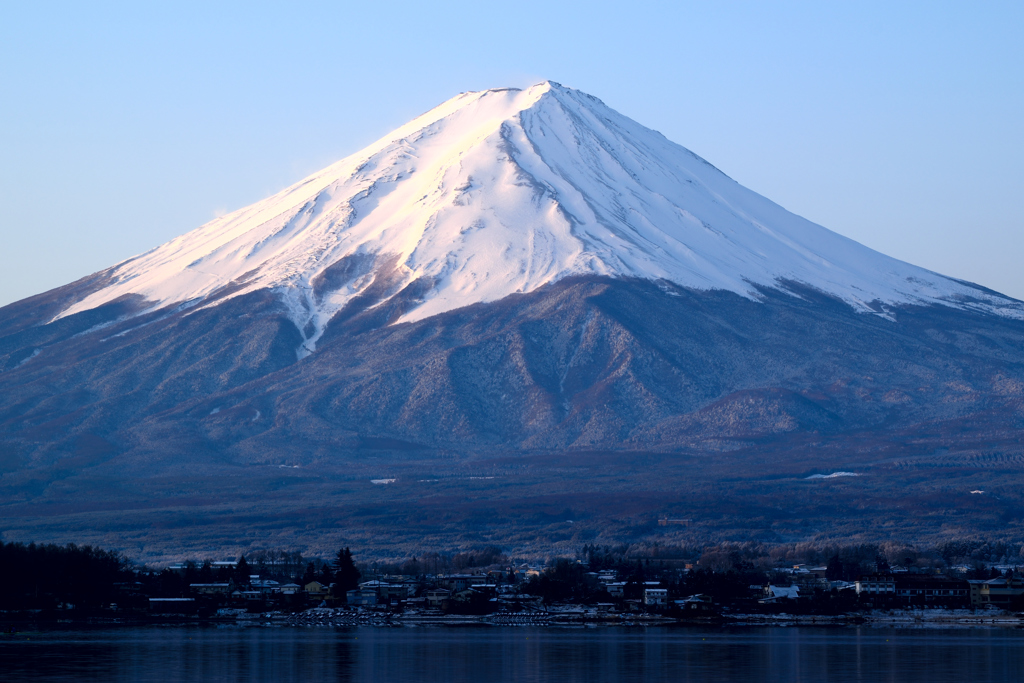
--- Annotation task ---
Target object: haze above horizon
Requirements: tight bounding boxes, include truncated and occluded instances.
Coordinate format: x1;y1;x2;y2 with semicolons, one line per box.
1;1;1022;306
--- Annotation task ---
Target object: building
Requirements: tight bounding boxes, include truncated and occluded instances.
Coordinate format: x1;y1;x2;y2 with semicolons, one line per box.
468;584;499;599
674;594;715;614
855;574;896;597
251;578;280;594
346;589;378;606
425;589;451;609
644;588;668;607
304;581;330;597
605;582;627;598
358;580;408;603
894;574;968;606
857;573;968;606
230;589;262;604
760;585;801;604
968;575;1024;608
436;574;488;593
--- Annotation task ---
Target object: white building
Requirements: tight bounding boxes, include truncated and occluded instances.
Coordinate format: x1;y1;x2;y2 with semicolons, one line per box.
644;588;668;606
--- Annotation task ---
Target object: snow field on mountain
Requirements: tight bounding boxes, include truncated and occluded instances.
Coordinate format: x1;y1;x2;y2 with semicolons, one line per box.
55;82;1022;357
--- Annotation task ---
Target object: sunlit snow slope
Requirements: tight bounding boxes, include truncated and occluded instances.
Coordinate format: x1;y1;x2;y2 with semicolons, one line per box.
57;81;1023;356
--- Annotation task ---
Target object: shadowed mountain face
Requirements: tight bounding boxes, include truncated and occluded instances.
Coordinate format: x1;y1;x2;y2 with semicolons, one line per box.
2;276;1023;561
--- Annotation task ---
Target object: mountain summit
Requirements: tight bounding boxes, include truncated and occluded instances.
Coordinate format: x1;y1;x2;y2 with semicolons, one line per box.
3;83;1024;559
54;81;1021;357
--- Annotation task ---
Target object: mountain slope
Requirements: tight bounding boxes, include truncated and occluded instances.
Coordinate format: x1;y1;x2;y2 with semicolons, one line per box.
3;277;1024;559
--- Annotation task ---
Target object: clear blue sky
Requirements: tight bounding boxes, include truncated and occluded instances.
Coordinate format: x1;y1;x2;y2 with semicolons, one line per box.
2;1;1021;306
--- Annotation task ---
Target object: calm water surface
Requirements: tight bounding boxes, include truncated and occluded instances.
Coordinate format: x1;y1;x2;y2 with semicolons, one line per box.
1;625;1022;682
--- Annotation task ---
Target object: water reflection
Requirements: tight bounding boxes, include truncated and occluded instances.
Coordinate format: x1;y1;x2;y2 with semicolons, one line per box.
1;626;1023;682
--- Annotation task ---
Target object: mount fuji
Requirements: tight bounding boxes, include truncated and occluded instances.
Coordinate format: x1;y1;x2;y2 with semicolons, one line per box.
2;82;1023;560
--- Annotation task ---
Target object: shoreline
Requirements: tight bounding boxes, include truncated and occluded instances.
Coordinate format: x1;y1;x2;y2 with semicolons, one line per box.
3;607;1022;630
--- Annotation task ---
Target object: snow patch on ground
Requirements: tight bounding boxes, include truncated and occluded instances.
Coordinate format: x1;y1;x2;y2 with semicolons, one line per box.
17;349;41;366
806;471;862;479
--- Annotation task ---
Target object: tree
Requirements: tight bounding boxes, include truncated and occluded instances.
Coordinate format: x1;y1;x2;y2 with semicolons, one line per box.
302;562;317;586
826;555;843;581
318;563;335;586
235;555;251;586
0;541;131;609
527;559;603;604
332;548;361;598
183;561;198;587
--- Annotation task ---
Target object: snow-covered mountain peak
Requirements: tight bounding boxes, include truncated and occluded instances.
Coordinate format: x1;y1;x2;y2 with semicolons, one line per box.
56;81;1023;356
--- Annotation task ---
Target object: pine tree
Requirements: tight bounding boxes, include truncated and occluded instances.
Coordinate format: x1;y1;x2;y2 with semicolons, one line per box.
826;554;843;581
319;563;335;586
235;555;251;587
332;547;361;598
183;561;198;588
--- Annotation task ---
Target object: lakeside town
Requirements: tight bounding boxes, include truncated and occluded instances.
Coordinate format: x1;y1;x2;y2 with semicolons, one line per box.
158;561;1024;628
3;540;1024;628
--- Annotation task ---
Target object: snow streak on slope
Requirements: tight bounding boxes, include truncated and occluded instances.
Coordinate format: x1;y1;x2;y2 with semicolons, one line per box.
57;81;1023;357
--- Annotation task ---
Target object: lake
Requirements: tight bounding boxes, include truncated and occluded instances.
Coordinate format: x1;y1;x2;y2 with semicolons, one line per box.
2;625;1023;682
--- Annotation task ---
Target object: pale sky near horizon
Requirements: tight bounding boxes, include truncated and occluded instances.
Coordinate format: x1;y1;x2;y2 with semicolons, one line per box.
1;1;1021;306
